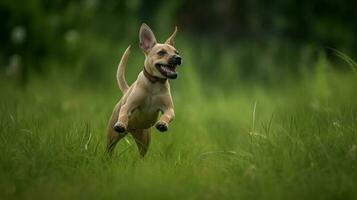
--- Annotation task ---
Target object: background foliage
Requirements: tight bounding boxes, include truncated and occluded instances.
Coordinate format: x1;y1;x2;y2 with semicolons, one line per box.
1;0;356;84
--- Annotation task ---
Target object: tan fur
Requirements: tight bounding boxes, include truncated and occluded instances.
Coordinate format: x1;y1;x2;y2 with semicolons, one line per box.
116;45;131;93
106;23;180;156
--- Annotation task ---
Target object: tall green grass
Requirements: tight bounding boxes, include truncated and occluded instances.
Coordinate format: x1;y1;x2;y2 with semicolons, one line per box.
0;49;357;199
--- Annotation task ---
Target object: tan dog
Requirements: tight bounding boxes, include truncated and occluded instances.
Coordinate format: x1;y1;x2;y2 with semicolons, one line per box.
106;23;182;156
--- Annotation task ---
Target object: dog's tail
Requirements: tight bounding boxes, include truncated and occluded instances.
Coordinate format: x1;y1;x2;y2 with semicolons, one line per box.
117;45;131;93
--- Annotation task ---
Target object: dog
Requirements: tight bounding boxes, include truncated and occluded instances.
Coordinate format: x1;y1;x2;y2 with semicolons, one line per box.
106;23;182;157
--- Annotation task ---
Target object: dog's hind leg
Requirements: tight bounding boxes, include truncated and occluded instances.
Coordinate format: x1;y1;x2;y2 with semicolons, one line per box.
106;103;127;155
131;128;151;157
107;128;127;156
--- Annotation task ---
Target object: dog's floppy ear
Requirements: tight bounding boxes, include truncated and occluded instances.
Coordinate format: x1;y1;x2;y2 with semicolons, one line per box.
165;26;177;46
139;23;157;52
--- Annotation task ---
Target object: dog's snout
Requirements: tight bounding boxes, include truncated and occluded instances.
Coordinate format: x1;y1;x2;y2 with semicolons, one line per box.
175;56;182;64
170;55;182;65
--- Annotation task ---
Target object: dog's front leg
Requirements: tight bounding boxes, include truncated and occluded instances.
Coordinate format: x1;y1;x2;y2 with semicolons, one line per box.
156;108;175;132
114;104;130;133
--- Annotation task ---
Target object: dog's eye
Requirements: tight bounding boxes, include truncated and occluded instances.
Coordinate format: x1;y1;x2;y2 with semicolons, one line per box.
157;50;167;56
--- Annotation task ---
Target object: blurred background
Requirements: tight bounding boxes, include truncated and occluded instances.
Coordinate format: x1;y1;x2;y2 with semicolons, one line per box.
1;1;357;199
1;0;356;88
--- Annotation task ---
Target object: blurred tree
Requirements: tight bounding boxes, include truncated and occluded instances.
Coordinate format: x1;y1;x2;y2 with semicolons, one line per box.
0;0;356;84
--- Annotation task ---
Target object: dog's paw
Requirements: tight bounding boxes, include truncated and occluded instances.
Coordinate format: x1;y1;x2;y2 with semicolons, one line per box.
114;122;126;134
155;121;168;132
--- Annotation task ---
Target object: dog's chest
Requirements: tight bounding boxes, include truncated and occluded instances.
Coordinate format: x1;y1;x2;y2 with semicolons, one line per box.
128;94;162;129
139;85;166;112
140;95;160;113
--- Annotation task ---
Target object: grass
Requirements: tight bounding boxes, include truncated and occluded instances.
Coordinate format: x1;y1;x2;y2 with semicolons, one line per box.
1;52;357;200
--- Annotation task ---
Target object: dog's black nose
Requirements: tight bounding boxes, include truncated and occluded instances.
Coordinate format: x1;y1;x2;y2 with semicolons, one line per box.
170;55;182;65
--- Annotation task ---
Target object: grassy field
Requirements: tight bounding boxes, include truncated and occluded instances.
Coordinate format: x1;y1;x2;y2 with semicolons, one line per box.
1;51;357;200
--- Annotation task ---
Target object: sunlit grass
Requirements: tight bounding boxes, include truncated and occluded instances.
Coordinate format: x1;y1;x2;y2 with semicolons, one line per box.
1;53;357;199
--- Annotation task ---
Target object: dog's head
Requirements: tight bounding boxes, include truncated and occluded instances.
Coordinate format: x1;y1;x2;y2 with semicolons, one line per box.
139;23;182;79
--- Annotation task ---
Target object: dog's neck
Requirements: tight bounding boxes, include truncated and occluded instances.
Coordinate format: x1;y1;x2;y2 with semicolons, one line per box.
143;67;167;84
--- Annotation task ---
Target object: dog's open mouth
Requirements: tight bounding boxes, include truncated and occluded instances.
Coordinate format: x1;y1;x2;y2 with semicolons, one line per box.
155;63;178;79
